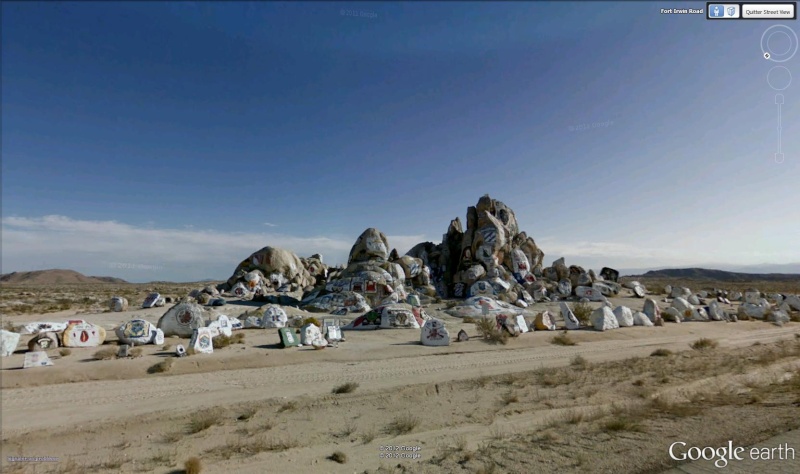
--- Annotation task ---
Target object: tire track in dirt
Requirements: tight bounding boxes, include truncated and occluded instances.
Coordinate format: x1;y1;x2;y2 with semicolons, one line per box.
2;325;797;435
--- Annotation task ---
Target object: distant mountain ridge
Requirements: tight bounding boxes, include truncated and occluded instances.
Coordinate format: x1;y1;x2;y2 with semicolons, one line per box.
635;268;800;282
0;269;128;285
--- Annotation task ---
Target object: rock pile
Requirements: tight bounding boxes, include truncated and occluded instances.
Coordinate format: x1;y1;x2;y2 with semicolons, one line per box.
220;247;326;295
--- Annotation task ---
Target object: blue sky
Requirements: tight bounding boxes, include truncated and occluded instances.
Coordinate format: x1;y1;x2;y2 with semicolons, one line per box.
2;1;798;282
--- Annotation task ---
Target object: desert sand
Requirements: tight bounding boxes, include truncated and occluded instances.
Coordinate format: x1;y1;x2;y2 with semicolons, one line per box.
2;287;800;474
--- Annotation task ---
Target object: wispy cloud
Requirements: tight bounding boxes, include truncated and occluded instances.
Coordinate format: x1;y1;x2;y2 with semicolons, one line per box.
0;215;426;282
263;222;278;227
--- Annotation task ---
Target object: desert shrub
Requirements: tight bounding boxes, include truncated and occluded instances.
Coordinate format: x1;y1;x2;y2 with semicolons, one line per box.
570;355;589;367
93;347;117;360
188;411;223;434
332;382;359;394
130;347;143;358
162;344;172;351
302;317;321;328
59;348;72;357
474;317;507;345
603;417;644;433
572;302;593;324
184;456;202;474
147;358;174;374
328;451;347;464
463;316;476;324
279;401;298;413
690;338;718;351
231;332;246;344
212;335;231;349
386;414;419;435
650;348;673;357
551;332;576;346
500;391;519;405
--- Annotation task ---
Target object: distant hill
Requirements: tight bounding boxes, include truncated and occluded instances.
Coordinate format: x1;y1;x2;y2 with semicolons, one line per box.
0;269;128;285
636;268;800;282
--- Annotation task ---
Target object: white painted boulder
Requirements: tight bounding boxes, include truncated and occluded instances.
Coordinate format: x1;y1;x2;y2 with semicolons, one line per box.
515;299;528;308
207;315;232;337
688;295;701;306
730;292;743;301
19;322;68;335
664;285;673;295
768;310;790;324
116;319;160;345
420;319;450;346
157;303;206;337
23;351;54;368
110;297;129;312
612;306;634;327
260;305;288;328
643;299;662;323
444;297;521;318
142;293;162;309
670;287;692;299
557;279;572;296
632;312;654;327
62;321;106;347
470;280;495;297
189;327;214;354
300;323;326;346
591;307;619;331
534;311;557;331
685;307;709;322
243;316;261;328
560;302;581;330
575;286;604;302
1;330;21;357
380;305;421;329
231;282;250;298
516;315;530;333
671;297;693;314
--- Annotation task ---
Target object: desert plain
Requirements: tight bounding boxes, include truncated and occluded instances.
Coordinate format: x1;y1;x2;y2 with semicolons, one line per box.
1;277;800;474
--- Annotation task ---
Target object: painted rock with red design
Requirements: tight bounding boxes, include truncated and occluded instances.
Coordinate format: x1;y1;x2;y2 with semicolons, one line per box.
61;320;106;347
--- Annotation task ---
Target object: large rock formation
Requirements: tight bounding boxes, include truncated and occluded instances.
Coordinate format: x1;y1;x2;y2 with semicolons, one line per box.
221;247;326;294
406;195;545;301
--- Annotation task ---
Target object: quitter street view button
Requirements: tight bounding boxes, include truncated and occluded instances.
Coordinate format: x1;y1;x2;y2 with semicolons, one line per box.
742;3;796;18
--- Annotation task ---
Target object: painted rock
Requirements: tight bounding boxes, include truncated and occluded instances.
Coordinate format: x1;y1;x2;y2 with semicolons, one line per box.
1;330;21;356
325;326;343;342
560;302;581;330
278;327;300;348
142;293;161;309
457;329;469;342
300;324;325;346
663;307;683;322
744;291;761;305
379;305;422;329
260;305;288;328
534;311;557;331
157;303;206;337
633;285;646;298
470;280;495;297
28;332;60;351
633;312;654;326
20;322;67;335
516;315;530;333
575;286;604;302
231;282;250;298
110;297;129;312
23;351;54;368
189;328;214;354
557;279;572;296
421;319;450;346
643;299;661;323
116;319;158;345
62;321;106;347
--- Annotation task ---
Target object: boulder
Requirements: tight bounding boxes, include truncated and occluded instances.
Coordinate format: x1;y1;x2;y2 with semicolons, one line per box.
612;306;634;327
785;295;800;311
557;279;572;296
470;280;495;297
643;298;662;323
300;323;326;346
23;351;54;368
671;297;693;314
157;303;206;337
444;296;521;318
516;315;530;333
575;286;604;302
738;303;768;319
349;228;390;263
142;293;162;308
456;329;469;342
685;307;709;322
1;330;21;356
730;292;743;301
20;322;67;335
325;325;343;342
670;287;692;299
768;310;790;324
243;316;261;328
664;285;673;295
591;307;619;331
62;321;106;347
189;328;214;354
260;305;289;328
591;281;618;297
560;302;581;330
110;297;128;312
688;295;700;306
599;267;619;282
744;291;761;304
663;307;683;323
379;304;423;329
632;312;654;327
421;319;450;346
28;332;60;351
223;246;320;293
707;301;726;321
497;314;521;336
207;315;232;337
534;311;557;331
116;319;160;345
302;291;370;314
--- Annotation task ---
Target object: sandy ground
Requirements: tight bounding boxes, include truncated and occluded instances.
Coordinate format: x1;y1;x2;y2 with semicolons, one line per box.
2;293;800;473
